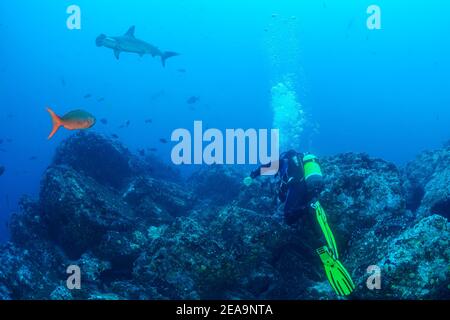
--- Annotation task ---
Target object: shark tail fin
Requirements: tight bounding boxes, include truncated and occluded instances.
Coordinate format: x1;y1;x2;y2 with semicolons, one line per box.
47;107;62;140
161;51;179;67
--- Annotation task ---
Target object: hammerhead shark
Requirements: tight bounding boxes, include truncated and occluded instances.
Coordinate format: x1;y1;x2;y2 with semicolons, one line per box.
96;26;179;67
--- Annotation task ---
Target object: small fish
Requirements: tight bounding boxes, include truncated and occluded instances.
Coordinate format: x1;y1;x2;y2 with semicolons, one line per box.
177;68;187;73
138;149;146;156
187;96;200;104
145;119;153;124
60;77;66;87
119;120;131;129
0;166;5;176
97;97;105;102
149;148;157;152
29;156;38;161
159;138;168;144
111;134;119;139
46;108;96;140
100;118;108;125
84;94;92;99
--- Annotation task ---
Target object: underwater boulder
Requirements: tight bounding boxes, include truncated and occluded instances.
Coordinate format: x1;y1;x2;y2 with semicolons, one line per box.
370;215;450;299
403;149;446;192
235;177;279;216
50;286;73;300
123;176;196;225
317;152;412;295
417;169;450;220
403;145;450;219
189;165;244;205
53;252;116;300
9;196;49;246
136;153;183;182
133;205;311;299
106;280;161;300
1;197;69;300
76;252;112;285
0;243;64;299
320;153;407;237
132;217;203;299
40;165;135;259
0;283;11;300
52;132;134;189
94;230;145;281
3;132;450;300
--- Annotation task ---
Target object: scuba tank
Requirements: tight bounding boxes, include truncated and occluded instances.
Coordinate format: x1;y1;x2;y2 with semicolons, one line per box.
303;153;324;196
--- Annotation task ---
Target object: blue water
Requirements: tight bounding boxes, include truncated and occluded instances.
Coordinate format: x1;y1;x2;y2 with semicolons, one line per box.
0;0;449;242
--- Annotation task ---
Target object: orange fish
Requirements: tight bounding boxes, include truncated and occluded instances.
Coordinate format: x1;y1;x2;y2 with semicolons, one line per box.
47;108;96;140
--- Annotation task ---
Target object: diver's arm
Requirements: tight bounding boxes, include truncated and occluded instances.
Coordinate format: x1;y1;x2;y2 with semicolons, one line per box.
250;160;281;179
250;167;263;179
243;161;280;186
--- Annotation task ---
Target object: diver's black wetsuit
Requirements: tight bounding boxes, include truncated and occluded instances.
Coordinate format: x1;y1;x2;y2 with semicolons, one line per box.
251;151;356;296
251;150;322;225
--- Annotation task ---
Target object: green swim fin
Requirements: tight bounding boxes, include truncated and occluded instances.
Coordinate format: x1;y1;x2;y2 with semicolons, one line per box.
312;201;339;259
317;246;355;296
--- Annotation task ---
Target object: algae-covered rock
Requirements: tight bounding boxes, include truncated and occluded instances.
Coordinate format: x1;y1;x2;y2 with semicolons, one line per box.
1;133;449;300
235;176;279;215
321;153;407;237
50;286;73;300
53;132;134;189
189;165;243;205
0;243;64;299
9;196;49;246
132;205;313;299
372;215;449;299
123;176;196;225
40;165;134;258
403;145;450;218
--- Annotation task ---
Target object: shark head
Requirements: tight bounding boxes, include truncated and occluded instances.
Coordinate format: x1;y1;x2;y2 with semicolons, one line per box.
96;34;107;47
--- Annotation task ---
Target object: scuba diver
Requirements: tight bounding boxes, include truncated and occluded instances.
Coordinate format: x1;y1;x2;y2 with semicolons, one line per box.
244;150;355;296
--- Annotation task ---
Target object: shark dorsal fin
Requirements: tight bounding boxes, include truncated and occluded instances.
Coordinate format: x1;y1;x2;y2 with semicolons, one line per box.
125;26;135;38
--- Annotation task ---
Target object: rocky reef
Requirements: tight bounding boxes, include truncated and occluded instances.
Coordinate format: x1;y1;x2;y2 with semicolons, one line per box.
0;132;448;300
